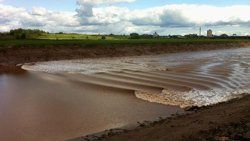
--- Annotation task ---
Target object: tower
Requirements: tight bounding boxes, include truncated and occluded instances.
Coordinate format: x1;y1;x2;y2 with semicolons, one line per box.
199;27;201;36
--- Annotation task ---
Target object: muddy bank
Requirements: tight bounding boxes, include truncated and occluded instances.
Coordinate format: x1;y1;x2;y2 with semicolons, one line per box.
1;42;250;74
1;42;250;66
0;64;26;74
71;94;250;141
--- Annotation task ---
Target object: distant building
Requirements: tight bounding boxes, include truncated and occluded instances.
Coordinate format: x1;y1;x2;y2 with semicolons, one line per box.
207;29;213;37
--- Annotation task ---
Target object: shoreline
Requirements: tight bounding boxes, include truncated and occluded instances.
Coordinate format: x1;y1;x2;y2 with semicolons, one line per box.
70;94;250;141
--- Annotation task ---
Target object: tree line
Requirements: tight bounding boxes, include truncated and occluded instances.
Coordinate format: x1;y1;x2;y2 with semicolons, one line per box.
0;28;47;39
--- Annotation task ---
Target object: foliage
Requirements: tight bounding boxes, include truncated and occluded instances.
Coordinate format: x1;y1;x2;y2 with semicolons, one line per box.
130;33;140;39
101;36;106;40
184;34;199;38
9;28;46;39
36;33;129;40
0;32;14;39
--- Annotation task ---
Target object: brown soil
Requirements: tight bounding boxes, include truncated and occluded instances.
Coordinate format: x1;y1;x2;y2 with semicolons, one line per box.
0;64;26;74
71;94;250;141
1;42;250;65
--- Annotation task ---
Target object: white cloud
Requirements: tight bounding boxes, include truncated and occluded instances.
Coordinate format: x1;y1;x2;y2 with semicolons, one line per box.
75;4;250;34
77;0;135;5
96;4;250;28
0;4;80;32
76;0;135;17
0;3;250;35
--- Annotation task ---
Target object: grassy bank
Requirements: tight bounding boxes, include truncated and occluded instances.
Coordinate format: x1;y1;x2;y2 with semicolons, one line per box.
1;38;250;48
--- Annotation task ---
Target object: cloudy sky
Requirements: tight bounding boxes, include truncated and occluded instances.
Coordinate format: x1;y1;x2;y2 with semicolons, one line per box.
0;0;250;35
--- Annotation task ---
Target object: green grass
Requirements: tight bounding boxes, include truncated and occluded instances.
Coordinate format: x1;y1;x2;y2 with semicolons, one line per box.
0;38;250;48
1;32;250;48
37;33;128;40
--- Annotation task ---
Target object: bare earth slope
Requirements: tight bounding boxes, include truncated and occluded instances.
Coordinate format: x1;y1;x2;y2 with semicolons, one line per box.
1;42;250;73
1;42;250;65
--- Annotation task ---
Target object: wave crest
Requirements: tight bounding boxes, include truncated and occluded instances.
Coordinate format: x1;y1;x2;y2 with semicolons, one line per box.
135;88;250;108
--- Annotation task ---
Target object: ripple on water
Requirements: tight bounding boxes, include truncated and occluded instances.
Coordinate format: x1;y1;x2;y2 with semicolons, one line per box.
22;47;250;107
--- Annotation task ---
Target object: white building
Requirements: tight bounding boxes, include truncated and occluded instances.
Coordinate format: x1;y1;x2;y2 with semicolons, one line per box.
207;29;213;37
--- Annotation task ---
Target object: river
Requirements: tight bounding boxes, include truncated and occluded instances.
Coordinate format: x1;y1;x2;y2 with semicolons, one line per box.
0;47;249;141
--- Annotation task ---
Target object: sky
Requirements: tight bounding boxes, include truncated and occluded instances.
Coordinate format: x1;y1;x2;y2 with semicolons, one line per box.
0;0;250;35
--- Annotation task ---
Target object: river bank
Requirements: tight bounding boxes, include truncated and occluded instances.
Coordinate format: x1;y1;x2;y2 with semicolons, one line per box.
0;41;250;67
71;94;250;141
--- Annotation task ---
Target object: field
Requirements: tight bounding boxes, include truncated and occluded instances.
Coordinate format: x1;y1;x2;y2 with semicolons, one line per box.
1;31;250;47
1;38;250;48
37;33;128;40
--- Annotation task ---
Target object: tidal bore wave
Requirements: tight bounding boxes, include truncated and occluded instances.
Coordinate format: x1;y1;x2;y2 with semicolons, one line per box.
22;48;250;108
135;88;250;108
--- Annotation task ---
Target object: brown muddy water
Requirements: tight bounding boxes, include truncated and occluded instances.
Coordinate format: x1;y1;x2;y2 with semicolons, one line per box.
1;47;250;141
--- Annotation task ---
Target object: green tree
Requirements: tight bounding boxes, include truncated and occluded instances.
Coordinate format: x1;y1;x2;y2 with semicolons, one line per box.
101;36;106;40
130;33;140;39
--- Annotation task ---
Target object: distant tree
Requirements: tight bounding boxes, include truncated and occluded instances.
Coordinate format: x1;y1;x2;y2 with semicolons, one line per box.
130;33;140;39
20;33;26;39
153;32;159;38
220;34;229;38
0;32;14;39
141;34;153;39
101;36;106;40
169;35;184;39
9;28;46;39
184;34;198;38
